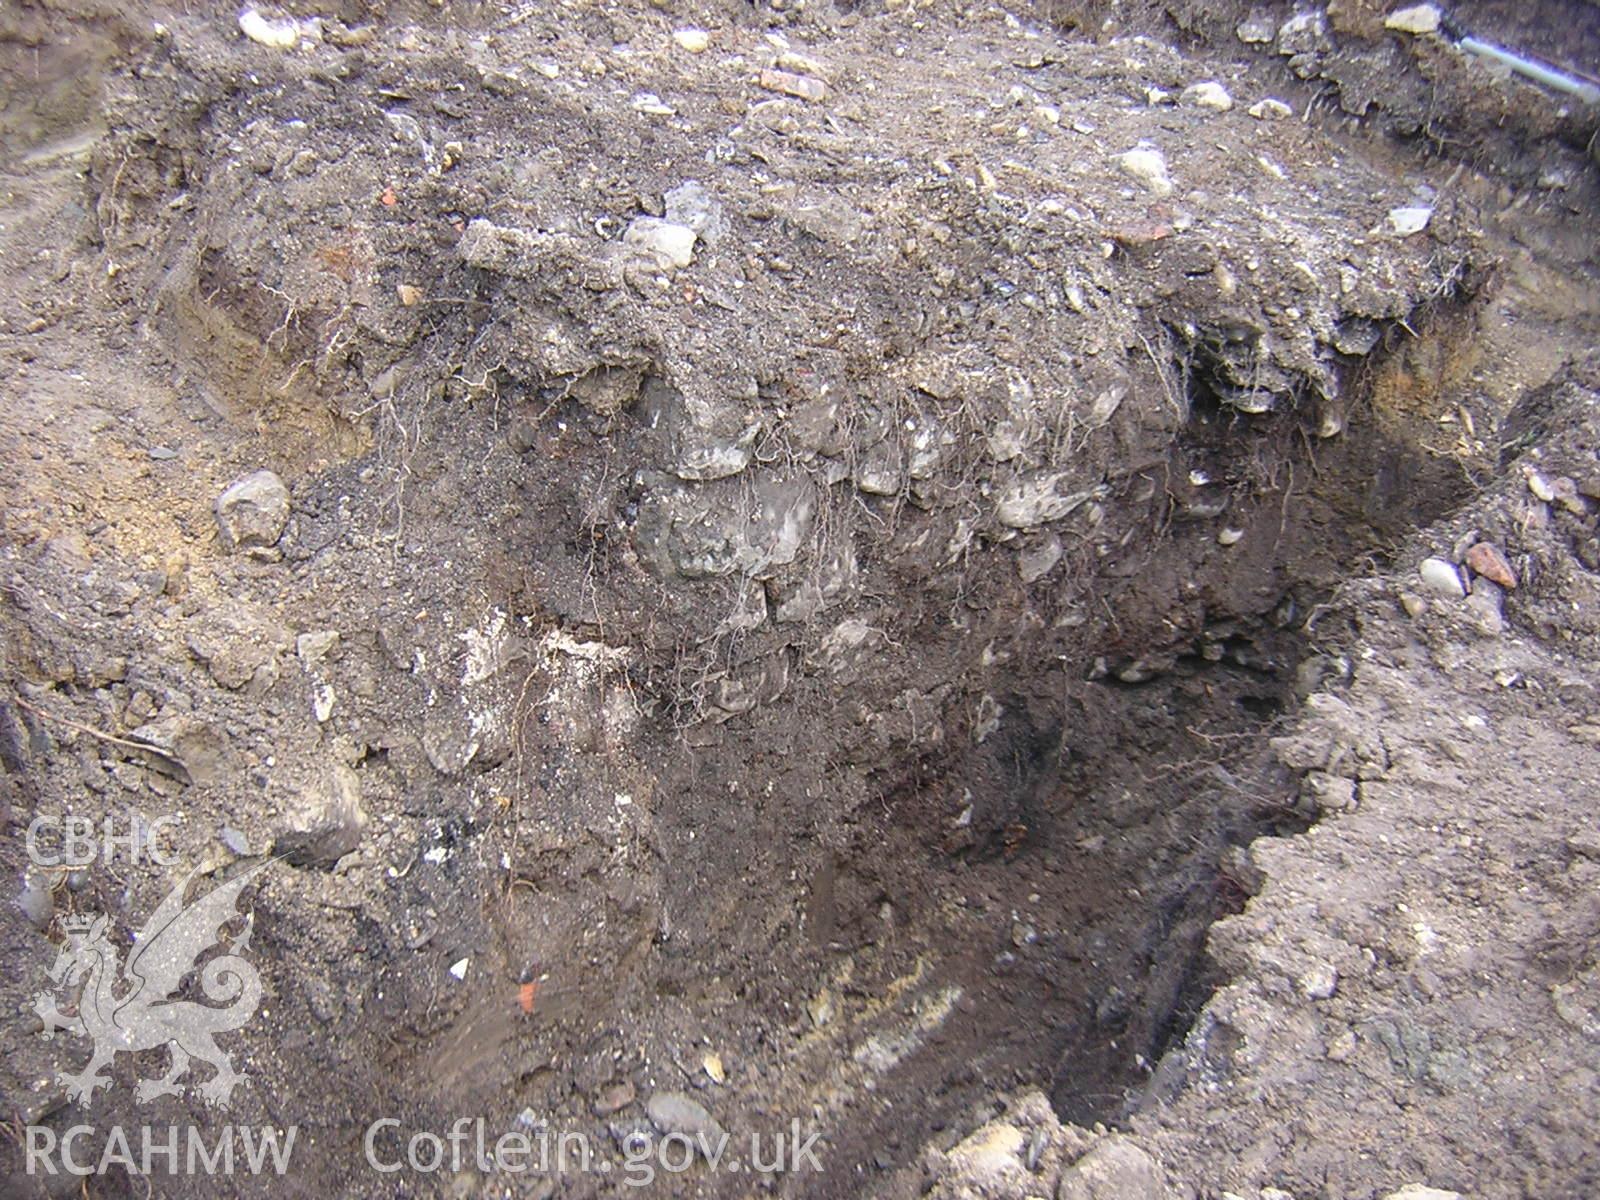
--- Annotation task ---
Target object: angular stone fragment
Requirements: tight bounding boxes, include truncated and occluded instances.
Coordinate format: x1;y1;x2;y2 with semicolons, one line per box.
215;470;290;551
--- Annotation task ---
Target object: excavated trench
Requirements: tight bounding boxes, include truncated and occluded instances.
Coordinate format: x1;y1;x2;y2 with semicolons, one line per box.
5;198;1510;1200
327;305;1483;1197
25;183;1494;1200
4;6;1555;1193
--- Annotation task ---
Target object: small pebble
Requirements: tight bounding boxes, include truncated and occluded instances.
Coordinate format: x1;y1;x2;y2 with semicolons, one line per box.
1465;542;1518;590
1466;581;1505;636
1384;3;1442;34
646;1091;726;1143
1236;12;1277;42
1300;962;1339;1000
631;93;676;116
623;217;697;269
1116;146;1173;197
1552;475;1586;514
1418;557;1465;598
757;68;826;102
1248;98;1293;120
239;7;301;49
17;876;53;930
1182;81;1233;112
1387;206;1433;237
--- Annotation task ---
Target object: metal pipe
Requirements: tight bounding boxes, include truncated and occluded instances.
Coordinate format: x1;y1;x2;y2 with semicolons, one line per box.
1456;35;1600;105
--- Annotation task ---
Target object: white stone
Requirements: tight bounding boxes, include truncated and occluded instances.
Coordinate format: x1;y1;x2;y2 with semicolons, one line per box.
855;461;901;496
239;8;300;49
624;217;697;269
1383;1188;1462;1200
1277;11;1327;52
672;28;710;53
948;1121;1027;1185
1237;12;1277;42
1387;205;1433;236
1249;98;1293;120
664;180;725;244
672;426;757;481
1300;962;1339;999
449;957;469;981
1183;81;1234;112
1116;147;1173;198
1089;382;1127;428
1384;4;1442;34
1218;527;1245;546
1419;557;1466;598
996;475;1103;529
631;92;677;116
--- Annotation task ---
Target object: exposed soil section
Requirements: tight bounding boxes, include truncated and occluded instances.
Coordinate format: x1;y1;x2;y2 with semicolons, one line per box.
0;3;1598;1200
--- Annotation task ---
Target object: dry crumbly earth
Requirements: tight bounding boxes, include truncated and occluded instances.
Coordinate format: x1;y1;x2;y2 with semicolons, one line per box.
0;1;1598;1198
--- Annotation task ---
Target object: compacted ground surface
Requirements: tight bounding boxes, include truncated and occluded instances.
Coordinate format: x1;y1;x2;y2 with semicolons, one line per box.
0;1;1597;1197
